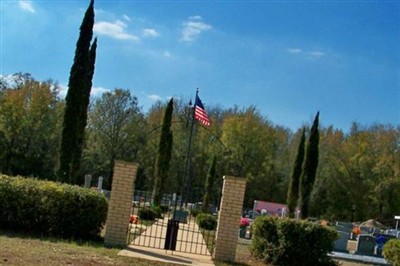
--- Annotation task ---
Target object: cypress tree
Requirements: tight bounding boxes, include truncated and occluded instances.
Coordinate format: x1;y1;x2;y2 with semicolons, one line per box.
57;0;96;183
70;38;97;184
152;98;174;206
202;156;217;213
298;112;320;218
286;128;305;217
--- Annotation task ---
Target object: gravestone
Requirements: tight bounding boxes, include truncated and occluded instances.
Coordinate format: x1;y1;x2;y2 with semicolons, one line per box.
333;231;350;253
360;226;371;234
97;176;103;191
355;235;376;256
386;229;399;237
336;221;354;231
371;227;382;236
336;225;352;233
84;174;92;188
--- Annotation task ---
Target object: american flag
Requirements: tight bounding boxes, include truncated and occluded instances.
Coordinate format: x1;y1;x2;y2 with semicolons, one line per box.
194;95;210;127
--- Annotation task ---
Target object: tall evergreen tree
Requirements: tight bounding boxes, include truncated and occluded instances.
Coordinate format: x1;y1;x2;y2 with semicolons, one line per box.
70;38;97;183
57;0;96;183
286;128;305;217
298;112;320;218
202;156;217;213
152;98;174;206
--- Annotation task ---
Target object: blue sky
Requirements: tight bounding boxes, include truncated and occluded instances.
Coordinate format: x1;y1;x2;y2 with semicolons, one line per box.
1;0;399;132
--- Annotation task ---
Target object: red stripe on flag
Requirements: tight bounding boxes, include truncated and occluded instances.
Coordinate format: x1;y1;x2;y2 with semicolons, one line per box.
195;106;210;126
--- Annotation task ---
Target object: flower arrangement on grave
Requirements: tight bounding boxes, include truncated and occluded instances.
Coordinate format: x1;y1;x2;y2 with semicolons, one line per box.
352;226;361;235
130;214;140;224
240;217;250;228
239;217;250;238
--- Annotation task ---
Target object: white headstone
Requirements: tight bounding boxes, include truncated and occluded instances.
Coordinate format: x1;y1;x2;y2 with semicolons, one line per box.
97;176;103;191
84;174;92;188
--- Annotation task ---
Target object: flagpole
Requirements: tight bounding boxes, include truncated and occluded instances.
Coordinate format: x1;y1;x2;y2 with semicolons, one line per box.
180;89;198;208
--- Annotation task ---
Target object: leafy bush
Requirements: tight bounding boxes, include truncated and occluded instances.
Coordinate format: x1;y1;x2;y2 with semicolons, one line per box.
159;205;169;213
250;216;279;262
190;208;201;218
0;175;108;239
138;208;159;221
383;239;400;266
196;213;217;230
250;217;338;266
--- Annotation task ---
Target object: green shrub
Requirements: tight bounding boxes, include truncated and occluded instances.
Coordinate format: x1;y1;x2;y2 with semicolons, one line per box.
190;208;201;218
159;205;169;213
250;216;279;263
138;208;158;221
152;206;163;218
383;239;400;266
0;175;108;239
250;217;337;266
196;213;217;230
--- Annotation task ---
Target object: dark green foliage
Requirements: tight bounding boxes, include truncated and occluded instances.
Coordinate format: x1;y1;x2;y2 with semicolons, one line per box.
202;156;217;213
299;112;320;218
138;208;159;221
249;216;280;262
58;0;97;184
196;213;217;230
70;38;97;184
250;217;337;266
383;239;400;265
190;208;201;218
0;74;62;180
152;98;173;206
159;205;169;213
0;174;108;239
286;128;305;217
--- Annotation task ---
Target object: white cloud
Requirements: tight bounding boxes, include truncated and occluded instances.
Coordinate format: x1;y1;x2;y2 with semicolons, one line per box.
148;94;163;101
94;20;139;41
123;14;131;21
18;0;35;13
181;17;212;42
91;86;111;96
189;15;202;20
59;85;110;98
288;48;326;59
288;48;302;54
59;84;68;98
0;74;15;85
142;28;159;38
308;51;325;58
163;51;171;57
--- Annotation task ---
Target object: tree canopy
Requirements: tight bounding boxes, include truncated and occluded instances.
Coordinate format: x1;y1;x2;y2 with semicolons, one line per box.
1;74;399;222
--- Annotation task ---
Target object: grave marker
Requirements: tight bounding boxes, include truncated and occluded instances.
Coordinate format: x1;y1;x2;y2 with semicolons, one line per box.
333;231;350;253
355;235;376;256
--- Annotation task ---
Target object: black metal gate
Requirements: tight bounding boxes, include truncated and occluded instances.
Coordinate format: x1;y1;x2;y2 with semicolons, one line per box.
128;190;216;255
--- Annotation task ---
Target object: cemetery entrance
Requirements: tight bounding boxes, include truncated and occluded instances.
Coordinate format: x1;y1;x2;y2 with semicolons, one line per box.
128;190;215;255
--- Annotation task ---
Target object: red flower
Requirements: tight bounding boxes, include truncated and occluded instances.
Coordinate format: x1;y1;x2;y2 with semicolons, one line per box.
240;217;250;227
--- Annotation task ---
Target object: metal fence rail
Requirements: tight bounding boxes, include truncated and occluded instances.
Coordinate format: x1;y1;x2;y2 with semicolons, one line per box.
128;190;215;255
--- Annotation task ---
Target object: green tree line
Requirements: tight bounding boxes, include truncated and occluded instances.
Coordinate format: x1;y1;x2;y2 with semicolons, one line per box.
0;73;399;222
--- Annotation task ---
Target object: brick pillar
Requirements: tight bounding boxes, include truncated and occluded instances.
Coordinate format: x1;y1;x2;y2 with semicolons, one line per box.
214;176;246;262
104;160;139;247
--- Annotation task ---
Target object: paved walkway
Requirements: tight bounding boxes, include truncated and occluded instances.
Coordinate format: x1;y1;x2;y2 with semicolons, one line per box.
329;252;389;265
119;216;214;265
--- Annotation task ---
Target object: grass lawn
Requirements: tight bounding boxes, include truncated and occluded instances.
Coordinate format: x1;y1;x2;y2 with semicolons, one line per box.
0;230;372;266
0;230;175;266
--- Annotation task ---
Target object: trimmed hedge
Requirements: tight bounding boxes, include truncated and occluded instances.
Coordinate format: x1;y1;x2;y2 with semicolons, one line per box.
0;175;108;239
383;239;400;266
196;213;217;231
138;208;161;221
250;216;338;266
